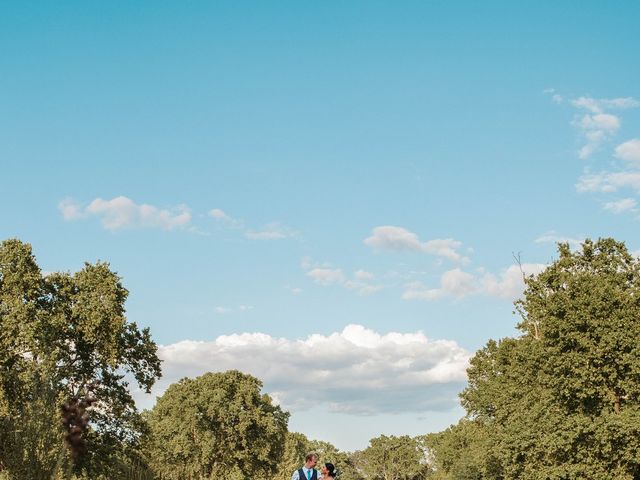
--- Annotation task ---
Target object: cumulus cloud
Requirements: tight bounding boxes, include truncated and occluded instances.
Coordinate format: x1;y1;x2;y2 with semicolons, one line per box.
481;264;547;299
58;198;85;220
135;324;471;415
402;264;546;301
615;139;640;167
59;196;191;231
364;226;469;264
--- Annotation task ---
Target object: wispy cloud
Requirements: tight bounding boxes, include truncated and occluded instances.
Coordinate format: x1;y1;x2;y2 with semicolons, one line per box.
572;113;621;159
303;259;383;296
535;231;584;249
549;93;639;159
210;208;296;240
364;226;469;264
603;198;638;214
402;263;546;302
306;268;346;286
215;305;254;315
402;269;477;300
576;171;640;193
59;196;191;231
550;92;640;219
135;324;471;415
543;88;563;104
245;222;297;240
570;96;640;114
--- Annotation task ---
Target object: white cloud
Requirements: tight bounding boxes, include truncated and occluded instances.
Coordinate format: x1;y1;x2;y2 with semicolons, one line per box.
402;269;477;300
245;222;296;240
209;208;230;220
572;113;621;159
355;284;384;296
355;269;375;281
209;209;294;240
559;95;640;159
306;268;346;286
135;324;471;415
215;305;254;315
344;281;384;296
302;260;384;296
58;198;85;220
576;171;640;193
364;226;469;264
402;264;546;301
543;88;563;104
481;264;547;299
575;113;620;131
603;198;638;214
615;139;640;167
535;231;584;249
570;96;640;114
59;196;191;231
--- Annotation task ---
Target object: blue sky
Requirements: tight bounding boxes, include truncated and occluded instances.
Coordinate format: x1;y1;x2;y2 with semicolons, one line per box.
2;1;640;451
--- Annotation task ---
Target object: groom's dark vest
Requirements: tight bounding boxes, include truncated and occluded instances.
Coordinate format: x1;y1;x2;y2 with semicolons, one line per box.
298;468;318;480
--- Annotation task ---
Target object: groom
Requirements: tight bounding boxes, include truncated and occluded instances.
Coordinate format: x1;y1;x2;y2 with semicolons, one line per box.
291;452;319;480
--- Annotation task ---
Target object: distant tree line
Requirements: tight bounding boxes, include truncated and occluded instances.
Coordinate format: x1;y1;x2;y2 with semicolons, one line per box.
1;238;640;479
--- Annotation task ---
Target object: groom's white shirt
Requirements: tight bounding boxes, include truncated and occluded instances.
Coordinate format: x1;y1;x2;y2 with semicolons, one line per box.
291;466;318;480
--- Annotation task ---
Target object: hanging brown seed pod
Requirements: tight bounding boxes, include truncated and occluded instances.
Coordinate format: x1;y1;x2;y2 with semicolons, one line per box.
60;388;97;462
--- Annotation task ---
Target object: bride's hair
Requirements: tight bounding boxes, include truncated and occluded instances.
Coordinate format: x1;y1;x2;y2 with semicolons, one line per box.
324;463;337;478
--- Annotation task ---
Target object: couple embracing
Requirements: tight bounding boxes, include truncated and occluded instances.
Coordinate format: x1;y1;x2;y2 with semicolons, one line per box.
291;452;337;480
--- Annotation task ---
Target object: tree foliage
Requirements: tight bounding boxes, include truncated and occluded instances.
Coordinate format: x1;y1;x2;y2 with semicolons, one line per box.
431;238;640;479
0;239;162;478
145;370;289;479
308;438;365;480
354;435;430;480
424;420;498;480
274;432;312;480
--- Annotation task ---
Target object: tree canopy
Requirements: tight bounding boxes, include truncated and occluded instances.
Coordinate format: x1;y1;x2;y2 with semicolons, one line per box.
0;239;162;478
354;435;430;480
145;370;289;479
429;239;640;479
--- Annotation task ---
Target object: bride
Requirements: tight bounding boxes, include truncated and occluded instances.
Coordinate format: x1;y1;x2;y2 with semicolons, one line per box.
320;463;337;478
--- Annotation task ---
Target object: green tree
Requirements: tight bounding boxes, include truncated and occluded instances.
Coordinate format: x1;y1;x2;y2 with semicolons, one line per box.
355;435;430;480
0;239;162;479
145;370;289;479
424;420;499;480
307;439;364;480
274;432;311;480
273;432;364;480
456;238;640;479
